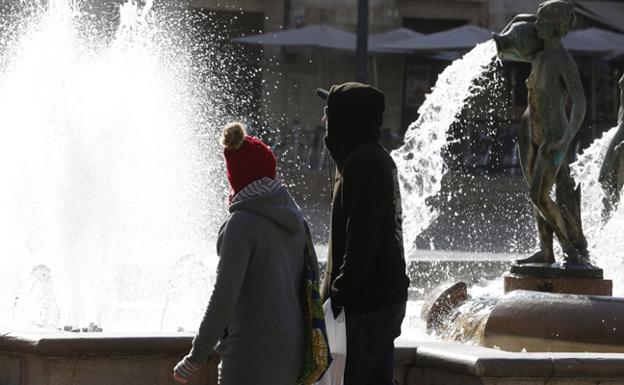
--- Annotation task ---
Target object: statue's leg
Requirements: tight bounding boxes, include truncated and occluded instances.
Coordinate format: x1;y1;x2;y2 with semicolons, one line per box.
516;110;555;264
555;161;588;258
516;206;555;264
536;210;553;248
529;146;577;259
517;109;534;185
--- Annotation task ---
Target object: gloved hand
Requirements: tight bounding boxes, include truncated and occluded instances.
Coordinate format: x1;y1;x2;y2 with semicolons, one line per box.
173;356;201;384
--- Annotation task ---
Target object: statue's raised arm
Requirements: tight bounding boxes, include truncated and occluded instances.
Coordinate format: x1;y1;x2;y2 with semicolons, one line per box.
499;13;537;35
493;14;540;62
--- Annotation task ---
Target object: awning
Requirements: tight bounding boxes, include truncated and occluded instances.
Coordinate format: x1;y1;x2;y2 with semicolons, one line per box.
575;1;624;34
231;24;356;51
369;28;422;52
379;25;493;52
232;25;421;53
562;28;622;56
377;24;622;57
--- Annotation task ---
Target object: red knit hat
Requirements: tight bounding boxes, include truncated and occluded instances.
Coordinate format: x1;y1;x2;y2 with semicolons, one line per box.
220;122;276;195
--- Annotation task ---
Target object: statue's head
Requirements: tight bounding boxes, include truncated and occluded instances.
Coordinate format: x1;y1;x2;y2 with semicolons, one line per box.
536;0;576;39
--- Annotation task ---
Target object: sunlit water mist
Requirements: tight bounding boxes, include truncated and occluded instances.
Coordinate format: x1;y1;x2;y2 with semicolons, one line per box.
391;41;502;254
571;127;624;295
0;0;232;331
391;41;513;342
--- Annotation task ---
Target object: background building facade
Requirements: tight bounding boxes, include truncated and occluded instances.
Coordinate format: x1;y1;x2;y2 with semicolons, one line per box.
189;0;623;173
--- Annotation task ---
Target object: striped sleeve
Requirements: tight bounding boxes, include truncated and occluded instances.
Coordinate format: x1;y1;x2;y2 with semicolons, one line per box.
174;355;201;379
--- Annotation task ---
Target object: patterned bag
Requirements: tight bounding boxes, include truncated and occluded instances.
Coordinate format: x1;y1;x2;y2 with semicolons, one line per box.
297;221;332;385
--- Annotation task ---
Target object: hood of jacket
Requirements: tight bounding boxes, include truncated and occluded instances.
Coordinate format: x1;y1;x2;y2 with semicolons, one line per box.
229;181;303;234
324;82;385;171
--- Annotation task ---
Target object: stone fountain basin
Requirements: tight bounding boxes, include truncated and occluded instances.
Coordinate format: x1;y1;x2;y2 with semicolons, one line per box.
396;340;624;384
0;331;217;385
2;331;624;385
483;290;624;352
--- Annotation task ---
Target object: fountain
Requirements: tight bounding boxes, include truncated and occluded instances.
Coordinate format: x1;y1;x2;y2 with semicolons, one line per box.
390;2;624;383
1;0;624;384
0;0;230;332
0;1;234;383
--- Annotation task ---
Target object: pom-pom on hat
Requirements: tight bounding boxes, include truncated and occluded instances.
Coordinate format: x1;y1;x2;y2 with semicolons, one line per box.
220;122;277;195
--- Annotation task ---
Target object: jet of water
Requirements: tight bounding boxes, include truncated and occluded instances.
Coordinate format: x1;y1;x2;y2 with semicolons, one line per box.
392;41;500;254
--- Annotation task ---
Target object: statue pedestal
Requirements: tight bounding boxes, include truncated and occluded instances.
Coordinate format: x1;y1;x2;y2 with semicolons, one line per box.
504;262;612;296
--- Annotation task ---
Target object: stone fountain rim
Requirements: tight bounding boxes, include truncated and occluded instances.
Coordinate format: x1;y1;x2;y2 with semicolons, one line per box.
2;332;624;379
0;331;195;357
396;340;624;378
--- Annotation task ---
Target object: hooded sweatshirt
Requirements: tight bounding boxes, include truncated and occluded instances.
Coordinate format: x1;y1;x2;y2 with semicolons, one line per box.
321;82;410;315
185;178;307;385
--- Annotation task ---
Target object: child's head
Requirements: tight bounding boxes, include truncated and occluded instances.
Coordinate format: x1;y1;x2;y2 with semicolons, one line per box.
536;0;576;39
220;122;276;196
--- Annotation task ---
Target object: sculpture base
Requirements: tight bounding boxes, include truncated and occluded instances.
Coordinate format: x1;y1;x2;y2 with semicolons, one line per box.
509;261;603;278
504;262;612;296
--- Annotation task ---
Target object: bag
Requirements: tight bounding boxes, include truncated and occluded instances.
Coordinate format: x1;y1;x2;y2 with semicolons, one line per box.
297;221;332;385
315;299;346;385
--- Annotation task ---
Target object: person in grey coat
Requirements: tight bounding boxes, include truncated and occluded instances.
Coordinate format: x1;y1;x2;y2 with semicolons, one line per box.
173;122;309;385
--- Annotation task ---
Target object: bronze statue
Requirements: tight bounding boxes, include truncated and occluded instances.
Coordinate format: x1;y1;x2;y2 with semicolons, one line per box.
598;74;624;218
494;0;590;265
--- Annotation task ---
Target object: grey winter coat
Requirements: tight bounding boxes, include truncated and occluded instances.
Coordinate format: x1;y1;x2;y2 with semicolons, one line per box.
187;182;307;385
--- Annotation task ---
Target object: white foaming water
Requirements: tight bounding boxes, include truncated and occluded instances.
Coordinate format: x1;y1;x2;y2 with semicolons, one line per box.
393;41;510;342
392;41;499;253
398;278;504;343
397;300;432;343
0;1;229;331
571;126;624;295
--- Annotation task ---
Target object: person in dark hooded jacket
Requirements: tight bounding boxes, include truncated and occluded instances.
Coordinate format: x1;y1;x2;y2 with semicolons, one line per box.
317;82;410;385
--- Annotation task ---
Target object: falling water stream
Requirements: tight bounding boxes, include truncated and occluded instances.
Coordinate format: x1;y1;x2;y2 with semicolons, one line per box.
391;41;503;254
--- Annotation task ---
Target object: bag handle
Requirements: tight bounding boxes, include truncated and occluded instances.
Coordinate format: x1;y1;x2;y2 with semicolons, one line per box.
302;219;320;283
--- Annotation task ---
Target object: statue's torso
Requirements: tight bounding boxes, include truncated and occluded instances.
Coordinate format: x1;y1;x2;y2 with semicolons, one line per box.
527;48;571;144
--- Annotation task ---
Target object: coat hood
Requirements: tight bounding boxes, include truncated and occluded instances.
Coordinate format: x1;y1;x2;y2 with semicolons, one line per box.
229;182;303;234
324;82;385;170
